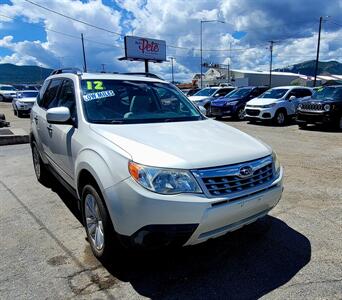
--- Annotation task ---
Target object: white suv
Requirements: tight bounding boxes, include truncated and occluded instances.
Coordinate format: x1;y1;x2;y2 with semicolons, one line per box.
30;69;283;261
245;86;312;126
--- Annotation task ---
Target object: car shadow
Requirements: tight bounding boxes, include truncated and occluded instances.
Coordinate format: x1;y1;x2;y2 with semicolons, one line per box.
51;181;311;299
298;124;341;133
106;216;311;299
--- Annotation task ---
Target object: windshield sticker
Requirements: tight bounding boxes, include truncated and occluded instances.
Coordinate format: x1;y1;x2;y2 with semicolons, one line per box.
317;87;324;92
83;90;115;102
86;80;104;90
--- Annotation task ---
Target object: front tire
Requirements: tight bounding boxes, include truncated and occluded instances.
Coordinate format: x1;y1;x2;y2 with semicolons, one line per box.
82;184;118;262
235;107;246;120
298;122;307;129
274;110;287;126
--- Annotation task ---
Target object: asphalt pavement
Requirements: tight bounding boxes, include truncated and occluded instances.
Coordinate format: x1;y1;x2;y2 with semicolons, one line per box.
0;104;341;299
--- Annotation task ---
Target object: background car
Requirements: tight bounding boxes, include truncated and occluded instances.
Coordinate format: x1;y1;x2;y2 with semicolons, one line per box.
209;86;268;120
190;86;236;113
186;88;201;97
297;85;342;130
12;90;39;117
0;84;17;102
245;86;312;126
188;86;234;103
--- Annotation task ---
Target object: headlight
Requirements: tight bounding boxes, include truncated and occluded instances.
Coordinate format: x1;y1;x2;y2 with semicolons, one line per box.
324;104;330;111
298;104;303;110
261;103;276;108
128;161;202;194
226;101;238;106
272;151;281;175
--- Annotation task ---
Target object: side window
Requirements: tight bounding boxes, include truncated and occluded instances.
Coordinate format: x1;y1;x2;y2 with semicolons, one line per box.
216;88;229;97
58;79;76;117
42;78;63;109
37;80;50;107
286;89;297;99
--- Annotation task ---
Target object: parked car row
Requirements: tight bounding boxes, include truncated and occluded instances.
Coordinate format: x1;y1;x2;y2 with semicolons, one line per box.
189;85;341;130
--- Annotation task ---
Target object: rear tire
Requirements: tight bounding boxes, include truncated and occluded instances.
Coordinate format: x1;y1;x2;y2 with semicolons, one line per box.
31;141;51;186
298;122;307;129
17;111;23;118
273;110;287;126
82;184;119;262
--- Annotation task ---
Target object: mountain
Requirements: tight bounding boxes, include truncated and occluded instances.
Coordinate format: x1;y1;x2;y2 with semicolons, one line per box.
274;60;342;76
0;63;53;84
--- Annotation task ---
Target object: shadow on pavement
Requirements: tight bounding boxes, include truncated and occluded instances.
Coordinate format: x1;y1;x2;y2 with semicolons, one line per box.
51;181;311;299
106;216;311;299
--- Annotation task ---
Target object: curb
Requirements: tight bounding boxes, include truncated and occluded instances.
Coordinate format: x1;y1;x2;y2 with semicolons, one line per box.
0;128;29;146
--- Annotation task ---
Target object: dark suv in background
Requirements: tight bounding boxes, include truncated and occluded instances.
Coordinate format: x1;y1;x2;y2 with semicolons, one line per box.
209;86;269;120
297;85;342;130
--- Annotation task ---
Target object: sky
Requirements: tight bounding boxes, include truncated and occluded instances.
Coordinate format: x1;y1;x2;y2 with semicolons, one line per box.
0;0;341;82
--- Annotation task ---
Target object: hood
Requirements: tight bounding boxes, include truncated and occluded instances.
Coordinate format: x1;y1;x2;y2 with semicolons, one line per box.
247;98;278;106
188;96;209;102
212;96;241;106
301;98;337;105
16;97;36;103
90;119;271;169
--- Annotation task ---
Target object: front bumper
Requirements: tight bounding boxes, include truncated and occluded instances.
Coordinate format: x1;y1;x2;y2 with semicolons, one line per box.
297;111;338;125
245;107;276;120
210;105;237;117
103;167;284;248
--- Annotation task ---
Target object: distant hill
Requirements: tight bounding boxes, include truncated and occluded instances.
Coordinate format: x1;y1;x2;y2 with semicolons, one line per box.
274;60;342;76
0;63;53;84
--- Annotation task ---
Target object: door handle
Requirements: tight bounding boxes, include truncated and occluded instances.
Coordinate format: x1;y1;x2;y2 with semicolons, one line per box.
47;125;53;133
34;115;38;124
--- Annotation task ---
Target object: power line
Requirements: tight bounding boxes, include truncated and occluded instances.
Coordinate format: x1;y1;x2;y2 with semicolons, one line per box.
23;0;123;36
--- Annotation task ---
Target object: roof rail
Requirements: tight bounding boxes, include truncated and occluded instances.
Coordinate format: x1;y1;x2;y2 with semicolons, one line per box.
121;72;163;80
50;68;83;76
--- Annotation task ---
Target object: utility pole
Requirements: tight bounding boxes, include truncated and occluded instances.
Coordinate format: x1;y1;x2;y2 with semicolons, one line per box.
228;42;232;84
269;40;274;87
81;33;87;72
101;64;105;73
200;19;225;88
313;16;323;87
169;57;175;84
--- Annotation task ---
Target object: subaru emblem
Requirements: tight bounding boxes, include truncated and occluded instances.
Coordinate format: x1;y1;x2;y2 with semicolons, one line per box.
239;166;253;178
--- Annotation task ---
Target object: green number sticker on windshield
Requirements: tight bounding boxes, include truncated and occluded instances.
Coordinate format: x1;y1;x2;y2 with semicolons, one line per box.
86;81;104;90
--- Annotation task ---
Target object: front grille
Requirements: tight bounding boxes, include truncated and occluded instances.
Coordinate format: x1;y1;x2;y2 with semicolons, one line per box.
192;156;274;198
300;103;324;112
246;109;260;116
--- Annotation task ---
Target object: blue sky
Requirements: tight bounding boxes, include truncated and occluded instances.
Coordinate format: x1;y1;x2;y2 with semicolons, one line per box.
0;0;341;81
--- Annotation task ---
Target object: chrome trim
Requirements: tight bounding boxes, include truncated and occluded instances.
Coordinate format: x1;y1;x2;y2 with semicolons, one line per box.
192;156;274;199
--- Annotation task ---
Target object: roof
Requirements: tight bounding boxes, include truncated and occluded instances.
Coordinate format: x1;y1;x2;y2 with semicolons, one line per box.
231;69;302;77
271;85;309;89
49;72;166;83
17;90;39;93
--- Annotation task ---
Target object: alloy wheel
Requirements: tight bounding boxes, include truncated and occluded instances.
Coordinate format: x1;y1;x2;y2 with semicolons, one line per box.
85;194;104;251
277;112;285;125
238;109;245;120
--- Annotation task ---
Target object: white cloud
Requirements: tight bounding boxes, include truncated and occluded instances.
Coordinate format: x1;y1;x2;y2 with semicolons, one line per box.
0;0;341;81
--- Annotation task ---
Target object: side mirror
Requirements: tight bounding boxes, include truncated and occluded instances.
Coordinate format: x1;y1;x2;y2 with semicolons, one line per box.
46;107;71;124
198;105;207;115
289;95;296;101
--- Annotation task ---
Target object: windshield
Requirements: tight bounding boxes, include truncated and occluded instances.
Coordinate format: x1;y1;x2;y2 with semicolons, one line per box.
1;86;16;91
20;91;38;98
226;88;252;98
193;88;218;97
260;88;289;99
81;80;203;124
312;86;342;101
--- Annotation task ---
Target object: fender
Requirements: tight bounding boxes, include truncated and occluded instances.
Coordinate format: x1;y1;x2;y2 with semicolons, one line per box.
75;147;130;198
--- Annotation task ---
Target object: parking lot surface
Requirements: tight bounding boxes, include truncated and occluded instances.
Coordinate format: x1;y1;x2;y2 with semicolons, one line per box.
0;102;341;299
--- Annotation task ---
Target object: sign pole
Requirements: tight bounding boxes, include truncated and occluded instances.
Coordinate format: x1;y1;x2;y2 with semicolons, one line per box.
144;60;149;73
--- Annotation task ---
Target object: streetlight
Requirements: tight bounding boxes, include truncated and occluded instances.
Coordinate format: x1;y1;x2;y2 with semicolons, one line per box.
200;19;225;88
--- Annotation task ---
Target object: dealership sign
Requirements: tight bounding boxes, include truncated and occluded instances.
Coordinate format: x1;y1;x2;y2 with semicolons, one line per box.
124;36;166;62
